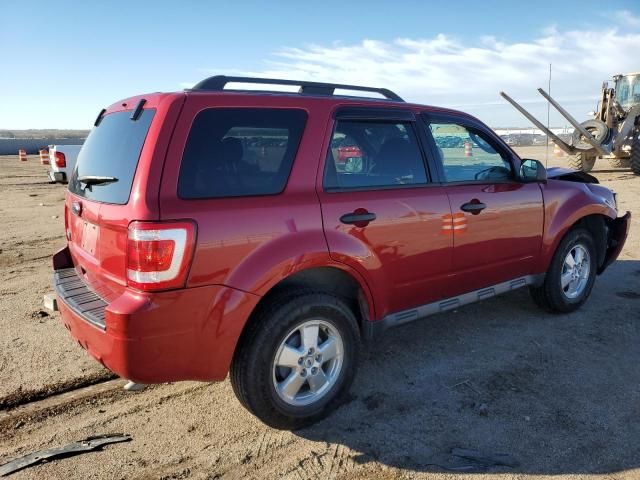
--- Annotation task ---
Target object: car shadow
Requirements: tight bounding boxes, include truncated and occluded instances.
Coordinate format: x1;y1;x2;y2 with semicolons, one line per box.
294;259;640;475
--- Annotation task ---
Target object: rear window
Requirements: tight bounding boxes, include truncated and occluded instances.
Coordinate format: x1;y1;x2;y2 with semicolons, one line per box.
178;108;307;199
69;109;155;204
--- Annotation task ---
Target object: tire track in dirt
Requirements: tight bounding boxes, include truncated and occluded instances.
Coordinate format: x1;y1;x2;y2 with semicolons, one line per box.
0;371;116;410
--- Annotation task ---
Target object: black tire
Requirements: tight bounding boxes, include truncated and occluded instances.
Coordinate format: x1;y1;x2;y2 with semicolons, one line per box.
608;157;631;168
631;130;640;176
568;151;596;172
530;228;597;313
571;119;609;150
230;291;360;430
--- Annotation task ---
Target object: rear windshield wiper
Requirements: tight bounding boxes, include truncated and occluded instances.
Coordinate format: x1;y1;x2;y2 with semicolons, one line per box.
77;175;119;187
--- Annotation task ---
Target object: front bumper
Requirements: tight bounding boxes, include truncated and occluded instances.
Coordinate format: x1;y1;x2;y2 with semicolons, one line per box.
53;247;260;383
598;211;631;274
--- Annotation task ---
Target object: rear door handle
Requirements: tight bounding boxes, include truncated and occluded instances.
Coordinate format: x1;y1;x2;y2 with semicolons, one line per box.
340;212;377;225
460;201;486;214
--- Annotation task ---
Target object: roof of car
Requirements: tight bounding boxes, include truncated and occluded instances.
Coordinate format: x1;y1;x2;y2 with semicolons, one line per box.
105;75;478;122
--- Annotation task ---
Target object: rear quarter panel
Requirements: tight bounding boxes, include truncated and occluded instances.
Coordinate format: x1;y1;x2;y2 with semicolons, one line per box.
159;94;330;291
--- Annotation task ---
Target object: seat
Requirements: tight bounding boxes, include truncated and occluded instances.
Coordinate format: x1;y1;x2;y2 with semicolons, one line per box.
371;137;425;183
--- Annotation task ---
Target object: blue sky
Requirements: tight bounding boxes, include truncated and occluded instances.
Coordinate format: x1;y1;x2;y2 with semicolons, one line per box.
2;0;639;129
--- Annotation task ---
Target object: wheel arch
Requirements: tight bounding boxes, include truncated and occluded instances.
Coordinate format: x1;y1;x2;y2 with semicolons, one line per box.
233;265;375;357
542;211;614;274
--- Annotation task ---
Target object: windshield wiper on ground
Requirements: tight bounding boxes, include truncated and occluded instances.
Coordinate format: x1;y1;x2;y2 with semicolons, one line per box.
77;175;119;187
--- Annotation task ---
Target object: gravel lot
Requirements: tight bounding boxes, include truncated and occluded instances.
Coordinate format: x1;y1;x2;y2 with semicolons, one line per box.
0;150;638;479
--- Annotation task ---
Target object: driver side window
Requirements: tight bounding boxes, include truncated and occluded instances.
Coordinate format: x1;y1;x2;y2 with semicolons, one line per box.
428;122;512;183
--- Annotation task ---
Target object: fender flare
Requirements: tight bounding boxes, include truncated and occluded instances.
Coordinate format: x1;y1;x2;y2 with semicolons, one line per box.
222;230;378;321
540;202;616;273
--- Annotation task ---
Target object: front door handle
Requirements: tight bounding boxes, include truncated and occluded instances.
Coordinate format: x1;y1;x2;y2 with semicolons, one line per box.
460;201;486;214
340;212;377;225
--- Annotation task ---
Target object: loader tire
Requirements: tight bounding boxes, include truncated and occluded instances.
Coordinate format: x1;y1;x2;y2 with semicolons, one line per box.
571;119;609;150
608;157;631;168
568;151;596;172
632;130;640;176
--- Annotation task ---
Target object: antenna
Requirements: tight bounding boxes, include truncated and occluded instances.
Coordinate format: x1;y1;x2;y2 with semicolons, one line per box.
546;63;551;167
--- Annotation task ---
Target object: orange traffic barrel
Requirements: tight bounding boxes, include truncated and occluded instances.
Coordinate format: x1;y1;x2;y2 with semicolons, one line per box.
18;149;27;161
464;141;473;157
553;143;565;157
39;149;50;165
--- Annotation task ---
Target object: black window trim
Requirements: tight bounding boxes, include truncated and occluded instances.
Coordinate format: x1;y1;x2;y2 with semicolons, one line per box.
323;109;434;193
176;107;308;201
334;106;416;122
420;111;521;185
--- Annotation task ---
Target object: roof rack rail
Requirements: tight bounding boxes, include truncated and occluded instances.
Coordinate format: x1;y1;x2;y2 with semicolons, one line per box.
190;75;404;102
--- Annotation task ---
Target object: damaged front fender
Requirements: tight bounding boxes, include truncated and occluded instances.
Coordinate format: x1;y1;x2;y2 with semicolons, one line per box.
598;211;631;274
546;167;599;184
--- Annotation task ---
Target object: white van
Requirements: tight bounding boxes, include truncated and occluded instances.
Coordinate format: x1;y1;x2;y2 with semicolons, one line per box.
47;145;82;183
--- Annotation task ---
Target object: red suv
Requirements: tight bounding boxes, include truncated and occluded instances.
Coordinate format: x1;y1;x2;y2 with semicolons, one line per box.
54;76;630;429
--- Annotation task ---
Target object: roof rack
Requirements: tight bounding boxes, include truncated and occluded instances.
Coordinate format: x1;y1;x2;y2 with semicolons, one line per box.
190;75;404;102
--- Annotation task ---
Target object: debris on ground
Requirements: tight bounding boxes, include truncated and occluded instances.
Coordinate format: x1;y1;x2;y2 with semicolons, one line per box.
0;434;131;476
123;381;146;392
30;310;50;320
43;293;58;312
451;447;519;468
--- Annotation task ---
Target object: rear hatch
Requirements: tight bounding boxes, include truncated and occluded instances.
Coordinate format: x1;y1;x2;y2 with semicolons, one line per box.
64;95;177;300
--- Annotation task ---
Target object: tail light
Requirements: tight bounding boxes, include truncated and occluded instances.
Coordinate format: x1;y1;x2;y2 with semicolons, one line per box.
126;221;197;291
54;151;66;168
337;145;363;164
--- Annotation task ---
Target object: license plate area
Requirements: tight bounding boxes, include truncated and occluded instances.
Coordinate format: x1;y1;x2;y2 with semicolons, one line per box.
80;221;99;256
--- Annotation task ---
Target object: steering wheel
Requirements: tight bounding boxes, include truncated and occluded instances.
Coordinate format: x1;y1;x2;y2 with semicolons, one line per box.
474;166;511;181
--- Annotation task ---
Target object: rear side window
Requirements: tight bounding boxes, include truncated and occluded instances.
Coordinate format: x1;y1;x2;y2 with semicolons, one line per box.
69;109;155;204
178;108;307;199
324;120;428;190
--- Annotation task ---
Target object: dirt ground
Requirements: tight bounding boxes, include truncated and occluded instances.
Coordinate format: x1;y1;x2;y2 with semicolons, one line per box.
0;149;639;479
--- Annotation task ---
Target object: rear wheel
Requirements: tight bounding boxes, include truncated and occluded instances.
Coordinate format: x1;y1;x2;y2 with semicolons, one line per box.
631;130;640;176
530;228;597;313
568;151;596;172
230;291;360;430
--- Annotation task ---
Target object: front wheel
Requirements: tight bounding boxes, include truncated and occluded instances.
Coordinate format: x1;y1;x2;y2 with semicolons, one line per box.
568;151;596;172
530;228;597;313
230;291;360;430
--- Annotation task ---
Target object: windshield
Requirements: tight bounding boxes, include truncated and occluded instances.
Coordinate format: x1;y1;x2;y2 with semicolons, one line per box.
615;74;640;109
69;109;155;204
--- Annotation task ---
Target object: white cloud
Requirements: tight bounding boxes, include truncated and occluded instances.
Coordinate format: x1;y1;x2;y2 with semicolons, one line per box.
188;13;640;126
612;9;640;28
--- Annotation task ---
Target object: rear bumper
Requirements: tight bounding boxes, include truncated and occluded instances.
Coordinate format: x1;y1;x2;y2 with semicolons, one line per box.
48;171;66;183
598;211;631;274
53;247;260;383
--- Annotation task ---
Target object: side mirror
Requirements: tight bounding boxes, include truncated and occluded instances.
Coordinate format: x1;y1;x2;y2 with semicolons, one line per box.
519;159;547;183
